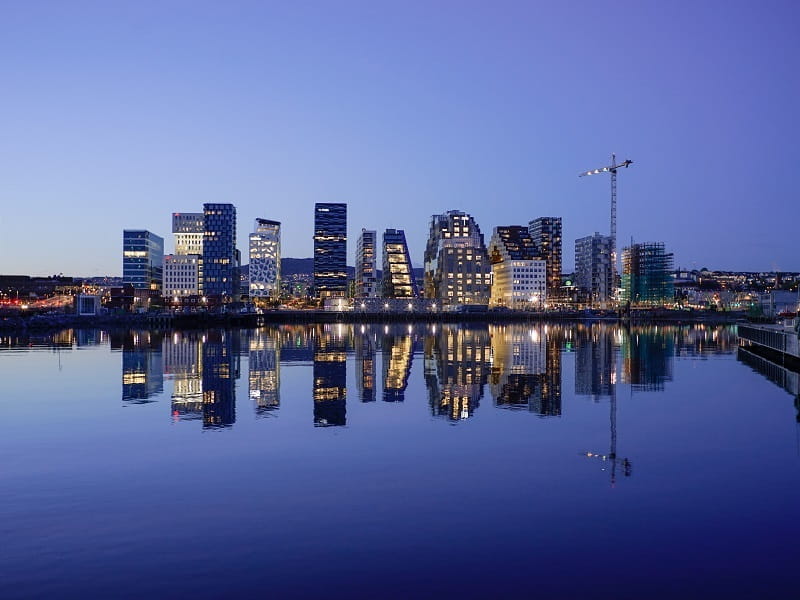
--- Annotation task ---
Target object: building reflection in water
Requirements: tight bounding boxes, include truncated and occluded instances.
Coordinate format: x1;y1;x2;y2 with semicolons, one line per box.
574;323;618;401
620;326;674;392
354;324;376;402
163;331;204;421
489;324;561;416
201;329;238;428
114;330;164;403
382;325;416;402
313;324;347;426
425;324;490;421
248;328;280;417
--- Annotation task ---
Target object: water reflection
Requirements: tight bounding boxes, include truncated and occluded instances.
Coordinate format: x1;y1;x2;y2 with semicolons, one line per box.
2;323;750;426
489;324;562;416
425;325;491;420
313;324;347;427
737;346;800;421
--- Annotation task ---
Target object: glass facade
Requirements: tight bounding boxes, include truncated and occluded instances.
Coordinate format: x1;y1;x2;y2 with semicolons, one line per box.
382;228;417;298
163;254;201;297
122;230;164;291
313;203;347;298
355;229;377;298
172;212;205;256
423;210;491;305
249;218;281;299
575;233;614;306
528;217;562;300
203;203;237;297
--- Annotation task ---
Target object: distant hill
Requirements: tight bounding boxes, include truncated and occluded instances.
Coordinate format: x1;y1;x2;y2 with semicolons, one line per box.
280;258;355;278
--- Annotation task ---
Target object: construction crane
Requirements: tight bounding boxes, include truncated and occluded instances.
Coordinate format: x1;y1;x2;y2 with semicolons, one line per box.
579;154;634;304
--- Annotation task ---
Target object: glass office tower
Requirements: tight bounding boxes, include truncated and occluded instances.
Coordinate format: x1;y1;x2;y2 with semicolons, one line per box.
203;203;237;297
313;203;347;298
122;230;164;292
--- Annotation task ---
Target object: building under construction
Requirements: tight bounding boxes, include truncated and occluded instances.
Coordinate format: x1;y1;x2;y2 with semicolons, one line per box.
621;242;674;306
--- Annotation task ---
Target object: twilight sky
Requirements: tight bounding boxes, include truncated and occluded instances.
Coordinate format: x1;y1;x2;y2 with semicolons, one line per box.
1;0;798;276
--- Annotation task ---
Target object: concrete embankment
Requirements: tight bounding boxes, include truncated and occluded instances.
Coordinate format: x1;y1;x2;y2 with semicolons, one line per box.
0;309;746;333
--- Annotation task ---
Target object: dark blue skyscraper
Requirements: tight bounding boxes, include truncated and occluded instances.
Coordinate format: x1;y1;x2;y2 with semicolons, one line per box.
203;203;237;298
313;203;347;298
122;230;164;291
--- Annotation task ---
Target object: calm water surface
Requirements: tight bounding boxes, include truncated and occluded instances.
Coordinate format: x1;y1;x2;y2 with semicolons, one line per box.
1;323;798;599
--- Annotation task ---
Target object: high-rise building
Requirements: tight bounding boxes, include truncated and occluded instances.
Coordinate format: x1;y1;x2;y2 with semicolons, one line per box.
313;203;347;298
172;213;204;256
249;218;281;299
621;242;674;305
123;230;164;292
355;229;378;298
382;228;418;298
528;217;562;302
203;203;237;298
163;254;201;297
575;232;614;306
423;210;491;305
488;226;547;309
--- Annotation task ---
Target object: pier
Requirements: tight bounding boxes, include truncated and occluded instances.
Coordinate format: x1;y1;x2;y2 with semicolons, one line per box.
738;322;800;368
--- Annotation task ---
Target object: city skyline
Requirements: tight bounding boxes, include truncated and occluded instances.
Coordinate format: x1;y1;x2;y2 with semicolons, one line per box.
2;2;799;276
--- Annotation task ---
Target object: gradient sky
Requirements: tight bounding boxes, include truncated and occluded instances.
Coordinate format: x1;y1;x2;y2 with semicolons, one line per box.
2;0;798;276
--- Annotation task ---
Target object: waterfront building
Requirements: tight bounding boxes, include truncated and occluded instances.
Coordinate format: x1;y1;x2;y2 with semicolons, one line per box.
575;233;614;306
528;217;562;302
249;218;281;299
488;226;546;309
202;203;237;298
355;229;378;298
122;230;164;292
621;242;674;305
423;210;491;305
172;213;205;256
313;203;347;298
382;228;418;298
163;254;202;297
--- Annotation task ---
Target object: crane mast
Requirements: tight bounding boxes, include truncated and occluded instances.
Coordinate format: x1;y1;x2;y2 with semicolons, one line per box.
579;154;633;306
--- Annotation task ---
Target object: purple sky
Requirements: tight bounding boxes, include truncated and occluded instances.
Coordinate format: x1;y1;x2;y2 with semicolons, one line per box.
1;1;798;276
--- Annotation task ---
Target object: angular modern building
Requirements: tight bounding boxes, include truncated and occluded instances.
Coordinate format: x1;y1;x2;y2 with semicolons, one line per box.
488;226;547;309
382;228;418;298
423;210;491;305
313;203;347;298
203;203;237;298
249;218;281;299
172;213;204;256
123;230;164;292
621;242;674;305
355;229;378;298
528;217;562;302
575;232;614;306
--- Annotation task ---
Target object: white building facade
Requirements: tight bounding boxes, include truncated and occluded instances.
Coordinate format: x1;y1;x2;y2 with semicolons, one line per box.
488;226;547;309
164;254;202;297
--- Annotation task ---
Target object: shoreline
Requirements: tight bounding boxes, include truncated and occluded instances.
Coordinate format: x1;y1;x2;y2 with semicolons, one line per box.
0;309;747;332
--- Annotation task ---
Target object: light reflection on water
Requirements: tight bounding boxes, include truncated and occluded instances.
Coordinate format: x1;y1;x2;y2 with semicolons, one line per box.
1;322;798;599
